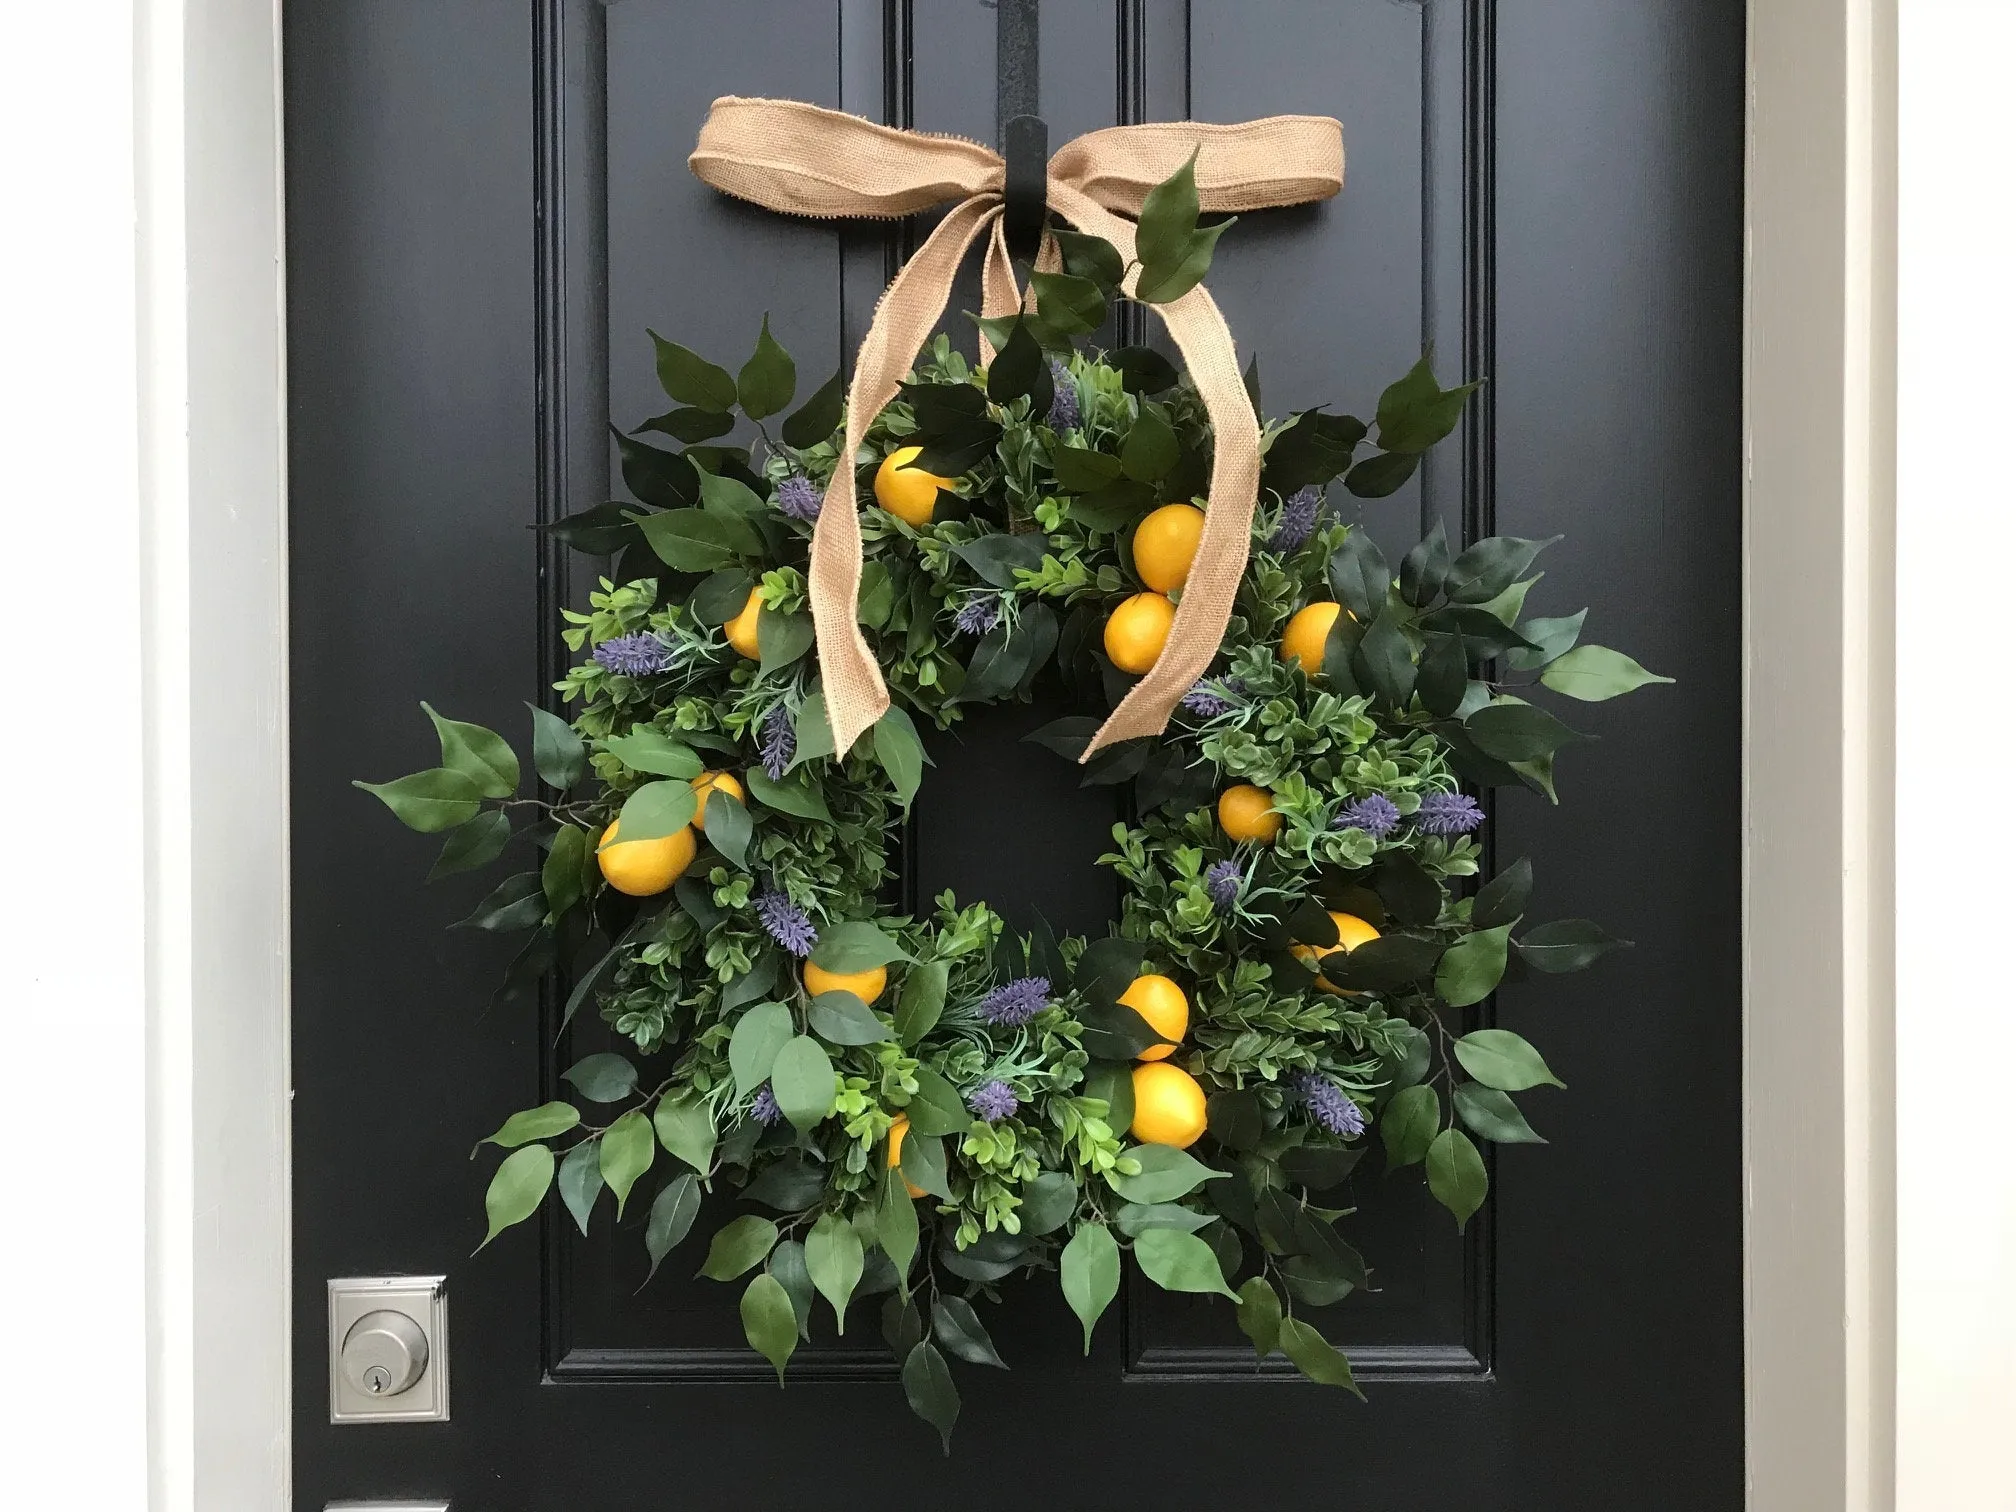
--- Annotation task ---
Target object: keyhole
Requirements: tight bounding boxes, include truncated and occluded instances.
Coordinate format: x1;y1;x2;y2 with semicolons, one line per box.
363;1365;391;1394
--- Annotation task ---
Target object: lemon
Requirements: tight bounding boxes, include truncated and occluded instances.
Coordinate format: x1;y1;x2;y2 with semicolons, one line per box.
724;587;763;659
596;818;696;897
1119;973;1188;1062
1132;503;1206;593
1103;591;1176;674
886;1113;927;1198
874;445;953;526
1291;910;1382;994
689;770;745;829
1281;601;1342;674
1218;784;1282;844
1130;1062;1208;1148
803;960;888;1005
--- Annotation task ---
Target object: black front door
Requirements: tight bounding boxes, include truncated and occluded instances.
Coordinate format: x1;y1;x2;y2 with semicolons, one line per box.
288;3;1744;1506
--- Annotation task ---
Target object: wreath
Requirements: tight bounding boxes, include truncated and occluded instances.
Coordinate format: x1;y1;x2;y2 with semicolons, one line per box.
357;106;1669;1449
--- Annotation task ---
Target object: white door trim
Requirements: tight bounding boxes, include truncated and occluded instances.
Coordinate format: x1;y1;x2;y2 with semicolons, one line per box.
29;0;1955;1505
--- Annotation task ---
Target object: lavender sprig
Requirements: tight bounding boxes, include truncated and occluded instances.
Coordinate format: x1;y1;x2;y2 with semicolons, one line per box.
591;631;677;678
1268;485;1324;553
758;703;796;781
776;474;821;522
1332;793;1401;839
977;976;1051;1027
1413;791;1485;836
1289;1071;1366;1138
967;1079;1020;1123
753;889;818;959
1204;858;1241;913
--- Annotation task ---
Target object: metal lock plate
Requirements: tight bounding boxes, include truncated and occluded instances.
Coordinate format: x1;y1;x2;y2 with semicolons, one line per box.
327;1276;450;1423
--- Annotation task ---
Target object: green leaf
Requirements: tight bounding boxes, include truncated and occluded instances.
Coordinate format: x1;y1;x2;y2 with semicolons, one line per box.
1050;445;1125;493
902;1064;969;1137
540;823;588;916
789;692;834;768
1454;1028;1565;1091
557;1139;603;1236
608;779;697;845
1505;609;1588;670
1131;1227;1240;1299
478;1144;554;1251
898;1127;951;1200
689;569;755;627
1516;918;1630;973
1120;403;1180;482
1206;1089;1263;1151
1277;1143;1365;1191
740;1272;799;1384
745;767;832;822
1060;1222;1121;1354
598;1109;655;1218
611;427;697;509
1135;149;1202;278
770;1036;836;1130
1465;701;1587;763
604;727;702;779
901;1341;960;1454
1018;1171;1078;1236
931;1296;1007;1368
895;959;949;1046
1399;519;1453;606
729;1001;794;1098
1425;1126;1489;1229
1114;1201;1216;1238
1435;923;1513;1007
451;870;546;932
1444;534;1560;605
1278;1318;1364;1397
527;702;587;789
1327;530;1390;621
561;1052;637;1104
701;787;752;871
872;706;926;812
1052;229;1124;289
1343;449;1419;498
1540;643;1674;701
736;314;796;419
422;703;519;798
635;405;736;443
354;767;484;833
809;920;909;973
1471;856;1534;930
1235;1275;1283;1357
808;990;894;1046
1031;270;1109;334
1381;1084;1439;1169
1372;352;1479;455
701;1214;781;1281
1356;607;1417;708
635;507;737;572
1084;1061;1135;1133
476;1101;580;1152
642;1172;703;1285
1454;1083;1546;1144
1416;632;1469;718
987;315;1054;411
651;1092;718;1174
950;532;1048;587
876;1167;921;1286
648;330;736;411
428;809;512;880
756;608;815;675
1108;1145;1229;1204
780;365;844;448
804;1211;864;1334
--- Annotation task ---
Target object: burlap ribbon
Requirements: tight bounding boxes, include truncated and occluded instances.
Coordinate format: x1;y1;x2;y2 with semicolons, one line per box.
689;96;1344;758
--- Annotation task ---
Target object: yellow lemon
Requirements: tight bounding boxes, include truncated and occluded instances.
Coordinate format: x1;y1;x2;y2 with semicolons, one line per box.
803;959;888;1005
1291;910;1382;995
886;1114;927;1198
1280;601;1342;674
596;818;696;897
874;445;953;526
1129;1062;1208;1148
724;587;763;659
1218;784;1282;844
1132;503;1207;593
1119;974;1189;1062
1103;591;1176;674
689;770;745;830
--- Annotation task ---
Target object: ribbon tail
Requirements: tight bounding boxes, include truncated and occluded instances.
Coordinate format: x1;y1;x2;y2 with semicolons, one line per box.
811;195;1004;757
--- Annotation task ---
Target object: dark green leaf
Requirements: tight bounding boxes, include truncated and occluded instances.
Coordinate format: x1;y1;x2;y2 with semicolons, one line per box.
1505;609;1588;671
648;330;736;411
1471;856;1534;930
1019;1172;1078;1236
902;1341;960;1453
756;608;815;675
810;920;909;973
701;1214;781;1281
527;702;587;789
635;406;735;443
452;871;546;932
429;809;512;880
1343;449;1419;498
1023;715;1101;760
895;960;949;1046
1206;1089;1263;1150
931;1296;1008;1368
745;767;832;822
1416;632;1469;717
1398;520;1452;606
1235;1276;1283;1357
1110;1145;1228;1204
1319;932;1445;992
1030;270;1108;333
1052;229;1124;289
561;1052;637;1104
872;706;926;812
1084;1062;1135;1133
1120;403;1180;482
703;787;752;869
1278;1143;1364;1191
903;1064;970;1137
1454;1083;1546;1144
1356;608;1416;708
1373;352;1478;455
1278;1318;1364;1396
1435;923;1512;1007
1327;530;1390;622
899;1127;951;1201
610;778;697;844
611;427;698;510
354;767;484;833
478;1144;554;1251
604;728;702;779
689;568;754;627
642;1173;702;1285
557;1139;603;1237
1444;534;1561;605
1454;1028;1565;1091
1425;1127;1489;1229
1516;918;1630;973
537;500;639;554
950;532;1048;587
780;366;844;448
1465;701;1588;763
877;1168;921;1287
721;953;781;1011
1373;852;1444;929
422;703;519;798
635;507;737;572
1263;409;1366;495
1381;1084;1439;1170
736;314;796;419
540;823;588;916
1106;346;1180;394
986;314;1054;413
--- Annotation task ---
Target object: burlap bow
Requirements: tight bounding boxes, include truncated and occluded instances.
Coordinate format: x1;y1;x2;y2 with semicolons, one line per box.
689;96;1344;759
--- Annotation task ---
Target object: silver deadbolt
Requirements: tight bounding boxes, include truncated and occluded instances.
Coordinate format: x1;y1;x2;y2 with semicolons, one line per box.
341;1309;429;1397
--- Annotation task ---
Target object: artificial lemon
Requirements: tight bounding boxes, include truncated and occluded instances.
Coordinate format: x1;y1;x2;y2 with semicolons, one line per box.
1132;503;1207;593
803;959;888;1005
1119;973;1189;1062
1290;910;1383;994
723;587;763;659
689;769;745;829
1281;601;1342;674
886;1113;927;1198
1129;1062;1208;1148
1218;783;1283;844
874;445;953;527
596;818;697;897
1103;591;1176;674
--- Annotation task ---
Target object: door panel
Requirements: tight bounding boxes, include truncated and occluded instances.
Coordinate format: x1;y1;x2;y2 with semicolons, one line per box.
289;2;1743;1505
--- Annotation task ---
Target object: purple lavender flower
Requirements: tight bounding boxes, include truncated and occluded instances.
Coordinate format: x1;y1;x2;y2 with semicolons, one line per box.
1332;793;1401;839
967;1079;1020;1123
1289;1071;1367;1138
753;889;818;959
1180;676;1245;718
978;976;1051;1027
1045;361;1079;430
954;594;1002;636
1204;858;1241;913
591;631;676;677
750;1083;782;1126
1268;486;1324;553
776;474;821;522
758;703;796;781
1413;791;1485;836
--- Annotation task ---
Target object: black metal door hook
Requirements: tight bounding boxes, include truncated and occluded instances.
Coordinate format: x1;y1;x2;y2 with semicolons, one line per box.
1003;114;1048;262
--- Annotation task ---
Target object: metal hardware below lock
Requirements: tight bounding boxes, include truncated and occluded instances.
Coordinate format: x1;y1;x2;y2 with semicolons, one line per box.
328;1276;450;1424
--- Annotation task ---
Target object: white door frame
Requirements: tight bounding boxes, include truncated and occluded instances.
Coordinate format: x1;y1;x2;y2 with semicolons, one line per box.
15;0;1981;1505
